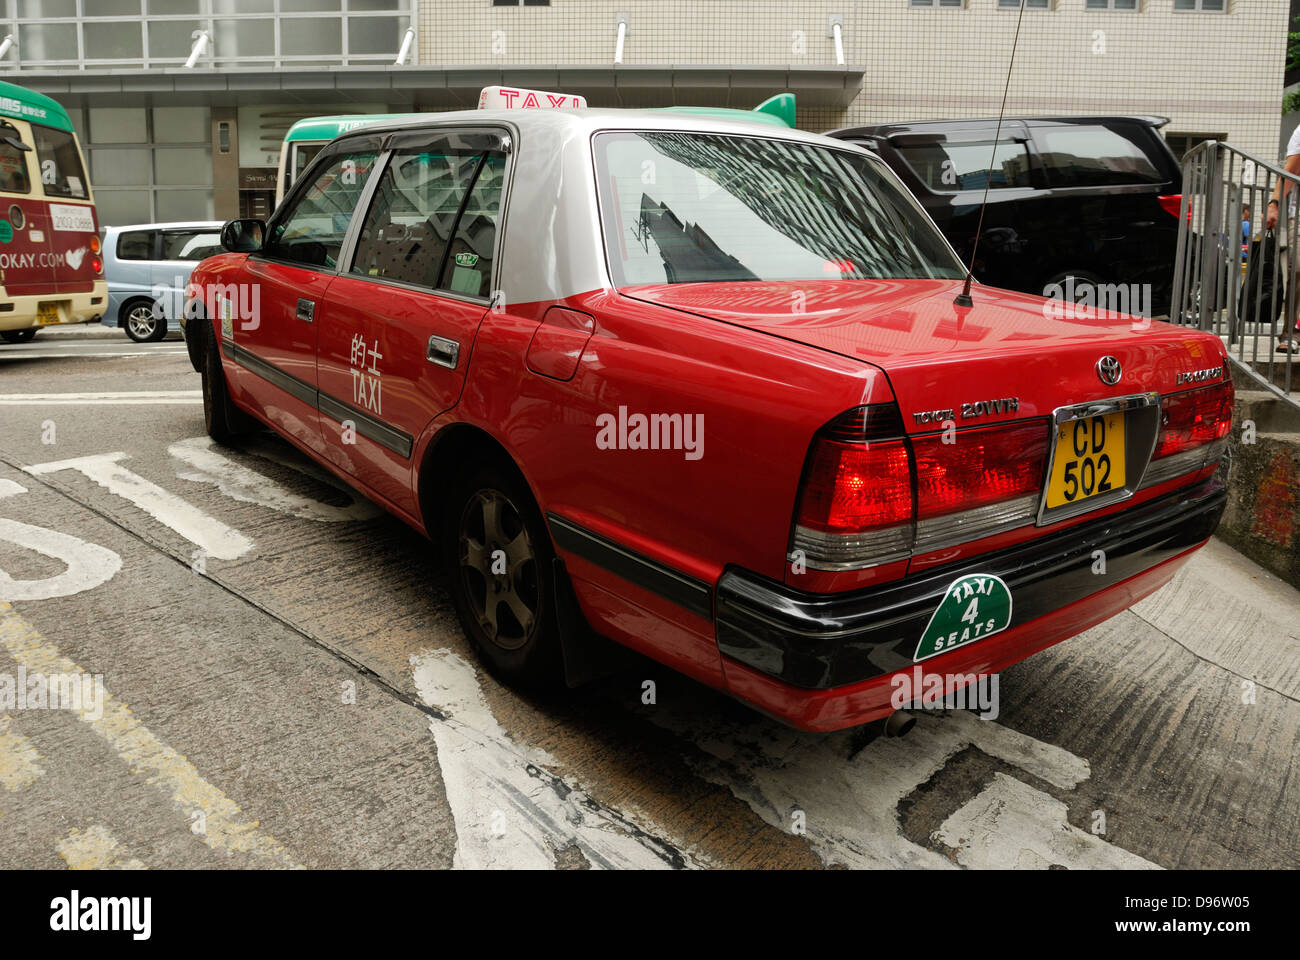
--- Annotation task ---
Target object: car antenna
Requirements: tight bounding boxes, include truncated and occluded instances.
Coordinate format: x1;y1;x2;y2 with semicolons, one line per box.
955;0;1028;308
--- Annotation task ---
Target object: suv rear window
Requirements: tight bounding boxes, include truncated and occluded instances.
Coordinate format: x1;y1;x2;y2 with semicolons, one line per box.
1033;124;1165;187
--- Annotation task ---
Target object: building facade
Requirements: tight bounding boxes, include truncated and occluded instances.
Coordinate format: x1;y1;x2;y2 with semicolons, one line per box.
0;0;1288;225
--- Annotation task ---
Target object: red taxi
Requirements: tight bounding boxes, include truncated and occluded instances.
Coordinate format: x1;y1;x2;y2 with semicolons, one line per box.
187;105;1231;732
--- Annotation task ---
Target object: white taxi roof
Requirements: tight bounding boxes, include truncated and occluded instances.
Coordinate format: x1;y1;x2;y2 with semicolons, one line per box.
329;109;875;306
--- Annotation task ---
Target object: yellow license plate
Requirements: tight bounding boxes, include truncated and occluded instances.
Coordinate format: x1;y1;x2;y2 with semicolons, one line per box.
1045;412;1126;509
36;303;62;325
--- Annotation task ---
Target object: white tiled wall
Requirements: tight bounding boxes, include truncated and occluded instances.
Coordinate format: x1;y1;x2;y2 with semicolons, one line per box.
420;0;1288;160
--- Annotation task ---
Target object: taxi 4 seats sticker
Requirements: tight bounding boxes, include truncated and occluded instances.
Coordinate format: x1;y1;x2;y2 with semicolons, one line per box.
915;573;1013;662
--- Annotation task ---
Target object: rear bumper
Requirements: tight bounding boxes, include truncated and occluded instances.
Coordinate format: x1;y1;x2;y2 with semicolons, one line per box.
0;283;109;331
716;478;1226;731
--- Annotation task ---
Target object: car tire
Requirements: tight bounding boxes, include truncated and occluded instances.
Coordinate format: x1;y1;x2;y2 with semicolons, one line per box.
444;461;564;690
123;299;167;343
0;328;36;344
199;320;252;444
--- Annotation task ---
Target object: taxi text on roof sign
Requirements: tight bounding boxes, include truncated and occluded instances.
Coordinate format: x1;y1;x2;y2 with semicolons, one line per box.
478;85;587;110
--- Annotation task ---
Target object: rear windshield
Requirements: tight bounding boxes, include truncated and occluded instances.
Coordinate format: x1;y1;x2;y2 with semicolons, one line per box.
594;131;965;286
1032;123;1167;188
31;123;89;200
0;121;30;195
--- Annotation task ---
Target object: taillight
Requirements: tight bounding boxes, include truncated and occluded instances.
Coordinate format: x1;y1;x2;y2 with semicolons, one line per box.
1158;194;1190;221
1152;379;1233;460
90;256;103;275
913;422;1048;519
1141;377;1234;490
792;404;913;569
791;406;1051;570
798;438;912;533
89;234;101;254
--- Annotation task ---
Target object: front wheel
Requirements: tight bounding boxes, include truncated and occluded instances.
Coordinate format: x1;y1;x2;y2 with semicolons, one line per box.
199;321;251;444
0;328;36;344
445;463;563;689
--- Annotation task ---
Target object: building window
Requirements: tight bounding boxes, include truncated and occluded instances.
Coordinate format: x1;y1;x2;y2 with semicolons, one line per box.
0;0;414;68
79;104;214;226
1085;0;1138;9
1173;0;1226;11
998;0;1052;9
910;0;964;8
493;1;550;6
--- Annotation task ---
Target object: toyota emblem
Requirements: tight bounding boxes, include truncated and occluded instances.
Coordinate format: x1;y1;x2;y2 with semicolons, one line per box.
1096;356;1122;386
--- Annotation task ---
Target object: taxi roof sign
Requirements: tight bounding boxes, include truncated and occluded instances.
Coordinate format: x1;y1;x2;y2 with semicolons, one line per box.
478;86;587;110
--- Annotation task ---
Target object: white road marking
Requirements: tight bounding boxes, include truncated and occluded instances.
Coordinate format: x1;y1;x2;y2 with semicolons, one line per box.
26;453;252;560
0;714;44;792
55;824;146;870
0;476;122;601
0;391;200;405
0;518;123;601
0;602;300;868
0;349;186;361
169;436;382;523
935;773;1160;869
644;703;1137;869
412;648;689;869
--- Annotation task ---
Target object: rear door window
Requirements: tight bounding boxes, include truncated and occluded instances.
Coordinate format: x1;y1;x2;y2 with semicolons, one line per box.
896;136;1036;192
1032;123;1166;187
350;130;506;299
31;124;89;200
161;228;222;262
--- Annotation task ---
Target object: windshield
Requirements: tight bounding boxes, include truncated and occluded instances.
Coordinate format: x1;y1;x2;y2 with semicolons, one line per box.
594;131;965;286
31;123;88;200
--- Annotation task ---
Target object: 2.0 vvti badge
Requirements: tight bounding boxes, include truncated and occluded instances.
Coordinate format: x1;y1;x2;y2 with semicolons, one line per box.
186;103;1231;732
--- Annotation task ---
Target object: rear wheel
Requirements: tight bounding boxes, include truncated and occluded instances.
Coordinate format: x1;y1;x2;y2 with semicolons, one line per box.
123;299;167;343
199;320;251;444
445;463;563;689
0;328;36;344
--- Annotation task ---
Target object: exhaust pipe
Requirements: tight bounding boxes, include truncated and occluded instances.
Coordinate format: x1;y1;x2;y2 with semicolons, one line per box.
884;711;916;738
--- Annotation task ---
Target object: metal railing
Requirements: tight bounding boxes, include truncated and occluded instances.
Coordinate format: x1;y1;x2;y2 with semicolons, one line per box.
1171;140;1300;409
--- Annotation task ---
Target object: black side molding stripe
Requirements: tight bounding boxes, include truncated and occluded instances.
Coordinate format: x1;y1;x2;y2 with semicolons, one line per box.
222;340;414;460
318;393;413;459
224;340;317;409
547;513;713;621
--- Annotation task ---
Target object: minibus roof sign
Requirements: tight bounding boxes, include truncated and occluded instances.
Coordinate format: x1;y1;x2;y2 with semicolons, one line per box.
0;79;74;133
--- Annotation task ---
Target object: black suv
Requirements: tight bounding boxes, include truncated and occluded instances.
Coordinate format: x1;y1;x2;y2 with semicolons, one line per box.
828;116;1183;314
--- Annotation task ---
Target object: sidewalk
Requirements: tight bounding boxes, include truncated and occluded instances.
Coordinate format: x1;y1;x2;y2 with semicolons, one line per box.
33;323;124;341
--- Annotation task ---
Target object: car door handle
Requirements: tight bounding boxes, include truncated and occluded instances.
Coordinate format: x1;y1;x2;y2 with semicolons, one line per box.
296;299;314;323
427;335;459;370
